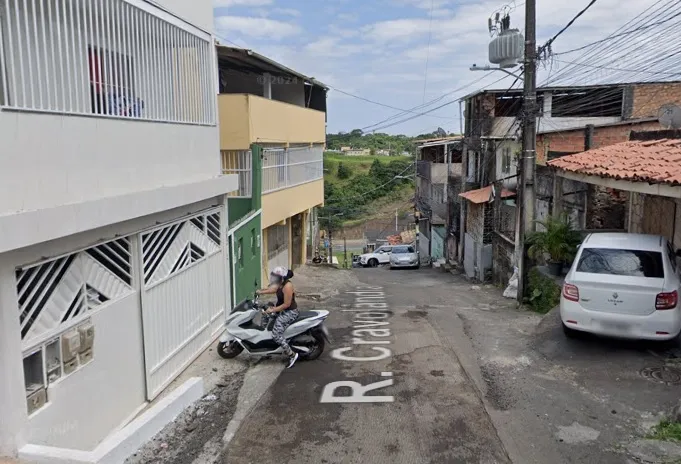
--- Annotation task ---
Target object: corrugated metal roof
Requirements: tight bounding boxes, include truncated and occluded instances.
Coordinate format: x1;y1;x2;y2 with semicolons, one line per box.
215;44;328;89
547;138;681;186
458;185;515;204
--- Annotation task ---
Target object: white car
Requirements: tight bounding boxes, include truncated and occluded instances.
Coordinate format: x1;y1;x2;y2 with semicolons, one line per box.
560;233;681;341
359;245;393;268
389;245;420;269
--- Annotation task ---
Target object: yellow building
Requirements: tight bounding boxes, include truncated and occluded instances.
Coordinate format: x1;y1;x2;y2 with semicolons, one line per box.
216;45;327;283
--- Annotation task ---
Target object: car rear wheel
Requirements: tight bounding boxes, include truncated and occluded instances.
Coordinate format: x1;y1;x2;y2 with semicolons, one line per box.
368;258;378;267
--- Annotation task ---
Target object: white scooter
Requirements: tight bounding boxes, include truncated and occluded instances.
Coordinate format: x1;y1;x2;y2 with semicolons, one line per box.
217;291;330;361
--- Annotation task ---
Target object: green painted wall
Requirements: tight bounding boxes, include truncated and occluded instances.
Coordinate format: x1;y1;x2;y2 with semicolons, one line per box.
232;213;262;305
228;144;264;307
228;198;253;226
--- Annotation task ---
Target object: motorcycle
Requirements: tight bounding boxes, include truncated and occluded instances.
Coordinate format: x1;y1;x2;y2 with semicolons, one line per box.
217;290;330;361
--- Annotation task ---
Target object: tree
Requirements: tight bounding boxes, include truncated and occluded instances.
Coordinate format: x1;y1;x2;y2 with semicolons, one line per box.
337;162;352;180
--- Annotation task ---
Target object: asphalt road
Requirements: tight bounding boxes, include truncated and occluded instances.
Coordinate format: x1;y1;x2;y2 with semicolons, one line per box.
222;268;510;464
130;267;681;464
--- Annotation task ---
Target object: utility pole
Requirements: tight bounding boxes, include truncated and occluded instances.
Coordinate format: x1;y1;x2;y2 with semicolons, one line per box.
343;235;348;269
516;0;538;303
395;208;398;233
329;228;333;265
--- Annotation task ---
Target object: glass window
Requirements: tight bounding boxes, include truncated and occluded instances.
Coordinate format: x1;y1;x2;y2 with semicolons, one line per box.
392;246;415;254
576;248;664;278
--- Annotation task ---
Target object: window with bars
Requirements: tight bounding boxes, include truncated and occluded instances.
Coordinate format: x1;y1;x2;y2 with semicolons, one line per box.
0;0;215;124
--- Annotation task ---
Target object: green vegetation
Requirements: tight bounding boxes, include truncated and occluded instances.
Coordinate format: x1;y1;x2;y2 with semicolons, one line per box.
527;214;582;264
648;419;681;442
319;152;414;231
326;129;458;156
526;267;561;314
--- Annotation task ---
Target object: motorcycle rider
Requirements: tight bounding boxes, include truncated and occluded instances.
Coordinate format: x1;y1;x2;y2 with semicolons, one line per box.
256;266;300;368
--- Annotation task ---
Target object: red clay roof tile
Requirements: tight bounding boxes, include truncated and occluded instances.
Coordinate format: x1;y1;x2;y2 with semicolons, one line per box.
458;185;515;204
547;138;681;185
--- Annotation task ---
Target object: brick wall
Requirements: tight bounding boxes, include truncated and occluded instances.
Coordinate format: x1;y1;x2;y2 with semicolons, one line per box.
630;82;681;119
536;120;663;164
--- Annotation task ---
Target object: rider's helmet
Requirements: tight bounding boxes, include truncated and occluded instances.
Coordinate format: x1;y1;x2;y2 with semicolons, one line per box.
269;266;294;285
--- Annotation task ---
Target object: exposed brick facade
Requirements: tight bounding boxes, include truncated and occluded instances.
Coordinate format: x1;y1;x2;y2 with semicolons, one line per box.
629;82;681;119
536;120;663;164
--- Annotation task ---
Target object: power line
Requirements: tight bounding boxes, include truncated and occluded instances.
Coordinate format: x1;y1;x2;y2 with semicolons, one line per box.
360;73;494;133
362;73;515;133
539;0;599;54
554;11;681;56
328;87;458;120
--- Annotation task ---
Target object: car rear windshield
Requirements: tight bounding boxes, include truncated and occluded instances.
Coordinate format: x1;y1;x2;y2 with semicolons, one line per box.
576;248;665;278
393;246;415;254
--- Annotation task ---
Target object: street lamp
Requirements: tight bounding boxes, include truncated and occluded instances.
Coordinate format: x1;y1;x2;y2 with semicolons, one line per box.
469;64;523;80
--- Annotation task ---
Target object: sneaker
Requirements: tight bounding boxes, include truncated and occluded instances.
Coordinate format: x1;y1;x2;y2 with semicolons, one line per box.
286;352;299;369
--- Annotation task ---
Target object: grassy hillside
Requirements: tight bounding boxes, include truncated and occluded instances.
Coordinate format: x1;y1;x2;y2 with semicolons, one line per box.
320;152;415;230
323;152;413;186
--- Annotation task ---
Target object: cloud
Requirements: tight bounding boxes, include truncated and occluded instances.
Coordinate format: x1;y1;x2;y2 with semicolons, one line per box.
213;0;272;6
214;16;302;39
305;37;367;58
213;0;671;135
363;18;432;42
273;8;301;17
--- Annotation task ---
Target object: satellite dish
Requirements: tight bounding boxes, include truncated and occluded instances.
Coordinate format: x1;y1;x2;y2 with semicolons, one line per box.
658;104;681;129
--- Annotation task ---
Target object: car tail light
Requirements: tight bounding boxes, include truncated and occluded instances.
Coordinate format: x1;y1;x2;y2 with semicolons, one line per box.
656;290;678;310
562;284;579;302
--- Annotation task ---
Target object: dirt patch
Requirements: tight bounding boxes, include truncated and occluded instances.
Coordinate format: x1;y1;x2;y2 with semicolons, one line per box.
292;265;361;301
405;310;428;319
125;372;246;464
479;365;515;411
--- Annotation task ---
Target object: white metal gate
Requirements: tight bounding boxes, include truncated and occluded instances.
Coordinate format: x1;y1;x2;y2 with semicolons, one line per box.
139;208;227;399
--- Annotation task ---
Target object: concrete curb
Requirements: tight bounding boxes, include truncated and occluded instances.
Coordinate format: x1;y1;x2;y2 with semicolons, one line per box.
19;378;204;464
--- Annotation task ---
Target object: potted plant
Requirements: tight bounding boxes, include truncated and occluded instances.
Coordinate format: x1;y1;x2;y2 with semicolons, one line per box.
526;214;582;276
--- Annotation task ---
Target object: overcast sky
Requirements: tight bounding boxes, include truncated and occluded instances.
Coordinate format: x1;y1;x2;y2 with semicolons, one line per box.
213;0;662;135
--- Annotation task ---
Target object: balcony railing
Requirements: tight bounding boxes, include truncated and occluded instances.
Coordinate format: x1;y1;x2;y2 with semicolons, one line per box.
0;0;215;125
262;145;323;194
221;150;252;197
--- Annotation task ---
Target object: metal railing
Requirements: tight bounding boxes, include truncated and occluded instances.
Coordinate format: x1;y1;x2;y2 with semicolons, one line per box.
0;0;215;125
262;145;323;194
221;150;252;197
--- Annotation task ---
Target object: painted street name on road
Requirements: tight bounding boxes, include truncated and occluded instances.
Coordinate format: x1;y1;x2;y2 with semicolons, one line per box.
320;286;395;403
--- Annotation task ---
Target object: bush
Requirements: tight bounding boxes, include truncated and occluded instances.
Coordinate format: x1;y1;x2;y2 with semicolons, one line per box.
337;162;352;180
527;214;581;264
527;267;561;314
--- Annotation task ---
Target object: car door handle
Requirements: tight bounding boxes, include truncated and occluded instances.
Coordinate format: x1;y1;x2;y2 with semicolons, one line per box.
581;298;590;302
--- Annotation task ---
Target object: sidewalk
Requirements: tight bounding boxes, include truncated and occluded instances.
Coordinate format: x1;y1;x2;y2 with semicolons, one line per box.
123;265;358;463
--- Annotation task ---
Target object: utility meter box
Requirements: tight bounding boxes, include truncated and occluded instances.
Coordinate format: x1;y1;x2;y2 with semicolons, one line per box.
79;349;93;365
78;322;95;352
26;386;47;415
61;330;81;362
64;357;79;375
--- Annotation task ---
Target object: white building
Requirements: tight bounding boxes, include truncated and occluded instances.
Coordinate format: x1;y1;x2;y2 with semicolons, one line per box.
0;0;237;462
